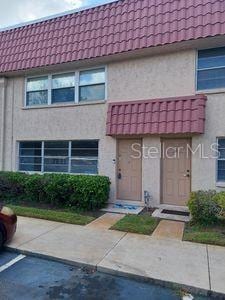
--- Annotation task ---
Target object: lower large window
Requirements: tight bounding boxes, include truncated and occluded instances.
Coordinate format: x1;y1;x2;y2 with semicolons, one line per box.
19;140;98;174
19;142;42;172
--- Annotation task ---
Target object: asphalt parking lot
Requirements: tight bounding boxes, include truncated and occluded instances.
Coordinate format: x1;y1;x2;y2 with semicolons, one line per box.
0;250;210;300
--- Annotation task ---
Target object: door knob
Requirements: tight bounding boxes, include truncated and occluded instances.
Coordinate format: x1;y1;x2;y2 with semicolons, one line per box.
118;173;122;179
183;173;190;178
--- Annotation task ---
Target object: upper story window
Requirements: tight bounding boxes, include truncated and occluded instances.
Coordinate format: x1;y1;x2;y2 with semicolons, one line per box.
52;73;75;104
197;47;225;91
26;77;48;106
25;67;106;107
79;68;105;101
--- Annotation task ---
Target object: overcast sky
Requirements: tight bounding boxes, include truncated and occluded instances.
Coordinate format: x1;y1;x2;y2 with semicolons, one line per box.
0;0;115;29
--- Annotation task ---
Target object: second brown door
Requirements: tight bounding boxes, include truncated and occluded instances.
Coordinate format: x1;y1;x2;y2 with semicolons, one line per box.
162;139;191;206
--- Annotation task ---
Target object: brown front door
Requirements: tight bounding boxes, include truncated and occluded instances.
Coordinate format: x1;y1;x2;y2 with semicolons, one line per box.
162;139;191;206
117;139;142;201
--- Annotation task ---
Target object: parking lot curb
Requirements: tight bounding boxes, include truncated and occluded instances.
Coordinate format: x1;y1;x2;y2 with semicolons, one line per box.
5;245;225;299
5;246;97;271
97;265;224;300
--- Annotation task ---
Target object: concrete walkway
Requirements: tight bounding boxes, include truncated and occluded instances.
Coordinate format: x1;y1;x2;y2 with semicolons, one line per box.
152;220;185;240
7;216;225;297
86;213;124;230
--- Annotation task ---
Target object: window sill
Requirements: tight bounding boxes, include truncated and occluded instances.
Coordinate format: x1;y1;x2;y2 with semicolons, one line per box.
18;170;98;176
196;88;225;95
22;100;106;110
216;182;225;188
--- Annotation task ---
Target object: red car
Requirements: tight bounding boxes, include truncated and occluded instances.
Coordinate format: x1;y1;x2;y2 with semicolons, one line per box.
0;206;17;249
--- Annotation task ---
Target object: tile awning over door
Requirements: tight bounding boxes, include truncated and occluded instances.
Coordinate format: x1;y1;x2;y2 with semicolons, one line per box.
106;95;207;135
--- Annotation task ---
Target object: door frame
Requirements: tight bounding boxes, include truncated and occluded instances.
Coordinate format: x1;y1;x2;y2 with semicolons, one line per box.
160;137;192;206
116;138;142;201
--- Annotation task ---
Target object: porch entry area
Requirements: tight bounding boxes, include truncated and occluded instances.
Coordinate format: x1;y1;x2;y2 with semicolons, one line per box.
106;95;207;207
117;139;142;202
161;138;191;206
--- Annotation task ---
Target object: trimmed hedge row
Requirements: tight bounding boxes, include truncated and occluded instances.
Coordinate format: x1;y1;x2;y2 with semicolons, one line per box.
0;172;110;210
188;190;225;225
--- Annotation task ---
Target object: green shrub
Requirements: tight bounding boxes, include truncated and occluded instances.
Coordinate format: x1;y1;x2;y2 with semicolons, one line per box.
213;192;225;217
0;172;110;211
66;175;111;210
24;174;48;203
42;174;73;207
188;190;220;225
0;171;26;198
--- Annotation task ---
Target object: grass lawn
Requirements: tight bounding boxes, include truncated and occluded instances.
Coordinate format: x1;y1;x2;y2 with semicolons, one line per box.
183;219;225;247
8;205;95;226
111;214;159;235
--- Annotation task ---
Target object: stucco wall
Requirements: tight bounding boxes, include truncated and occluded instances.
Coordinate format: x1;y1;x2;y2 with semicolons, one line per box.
142;137;161;206
108;50;196;101
0;79;4;170
192;93;225;192
0;77;7;170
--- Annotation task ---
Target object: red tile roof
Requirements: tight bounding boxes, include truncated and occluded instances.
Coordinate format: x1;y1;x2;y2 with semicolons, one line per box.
0;0;225;73
106;95;207;135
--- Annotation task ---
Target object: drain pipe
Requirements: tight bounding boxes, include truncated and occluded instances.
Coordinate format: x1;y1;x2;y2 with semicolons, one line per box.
144;190;153;211
0;77;7;170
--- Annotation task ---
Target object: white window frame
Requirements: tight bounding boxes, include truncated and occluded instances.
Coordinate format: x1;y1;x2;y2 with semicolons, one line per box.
24;66;107;107
18;140;99;175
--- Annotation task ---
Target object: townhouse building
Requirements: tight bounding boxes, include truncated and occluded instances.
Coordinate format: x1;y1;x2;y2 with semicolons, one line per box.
0;0;225;207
